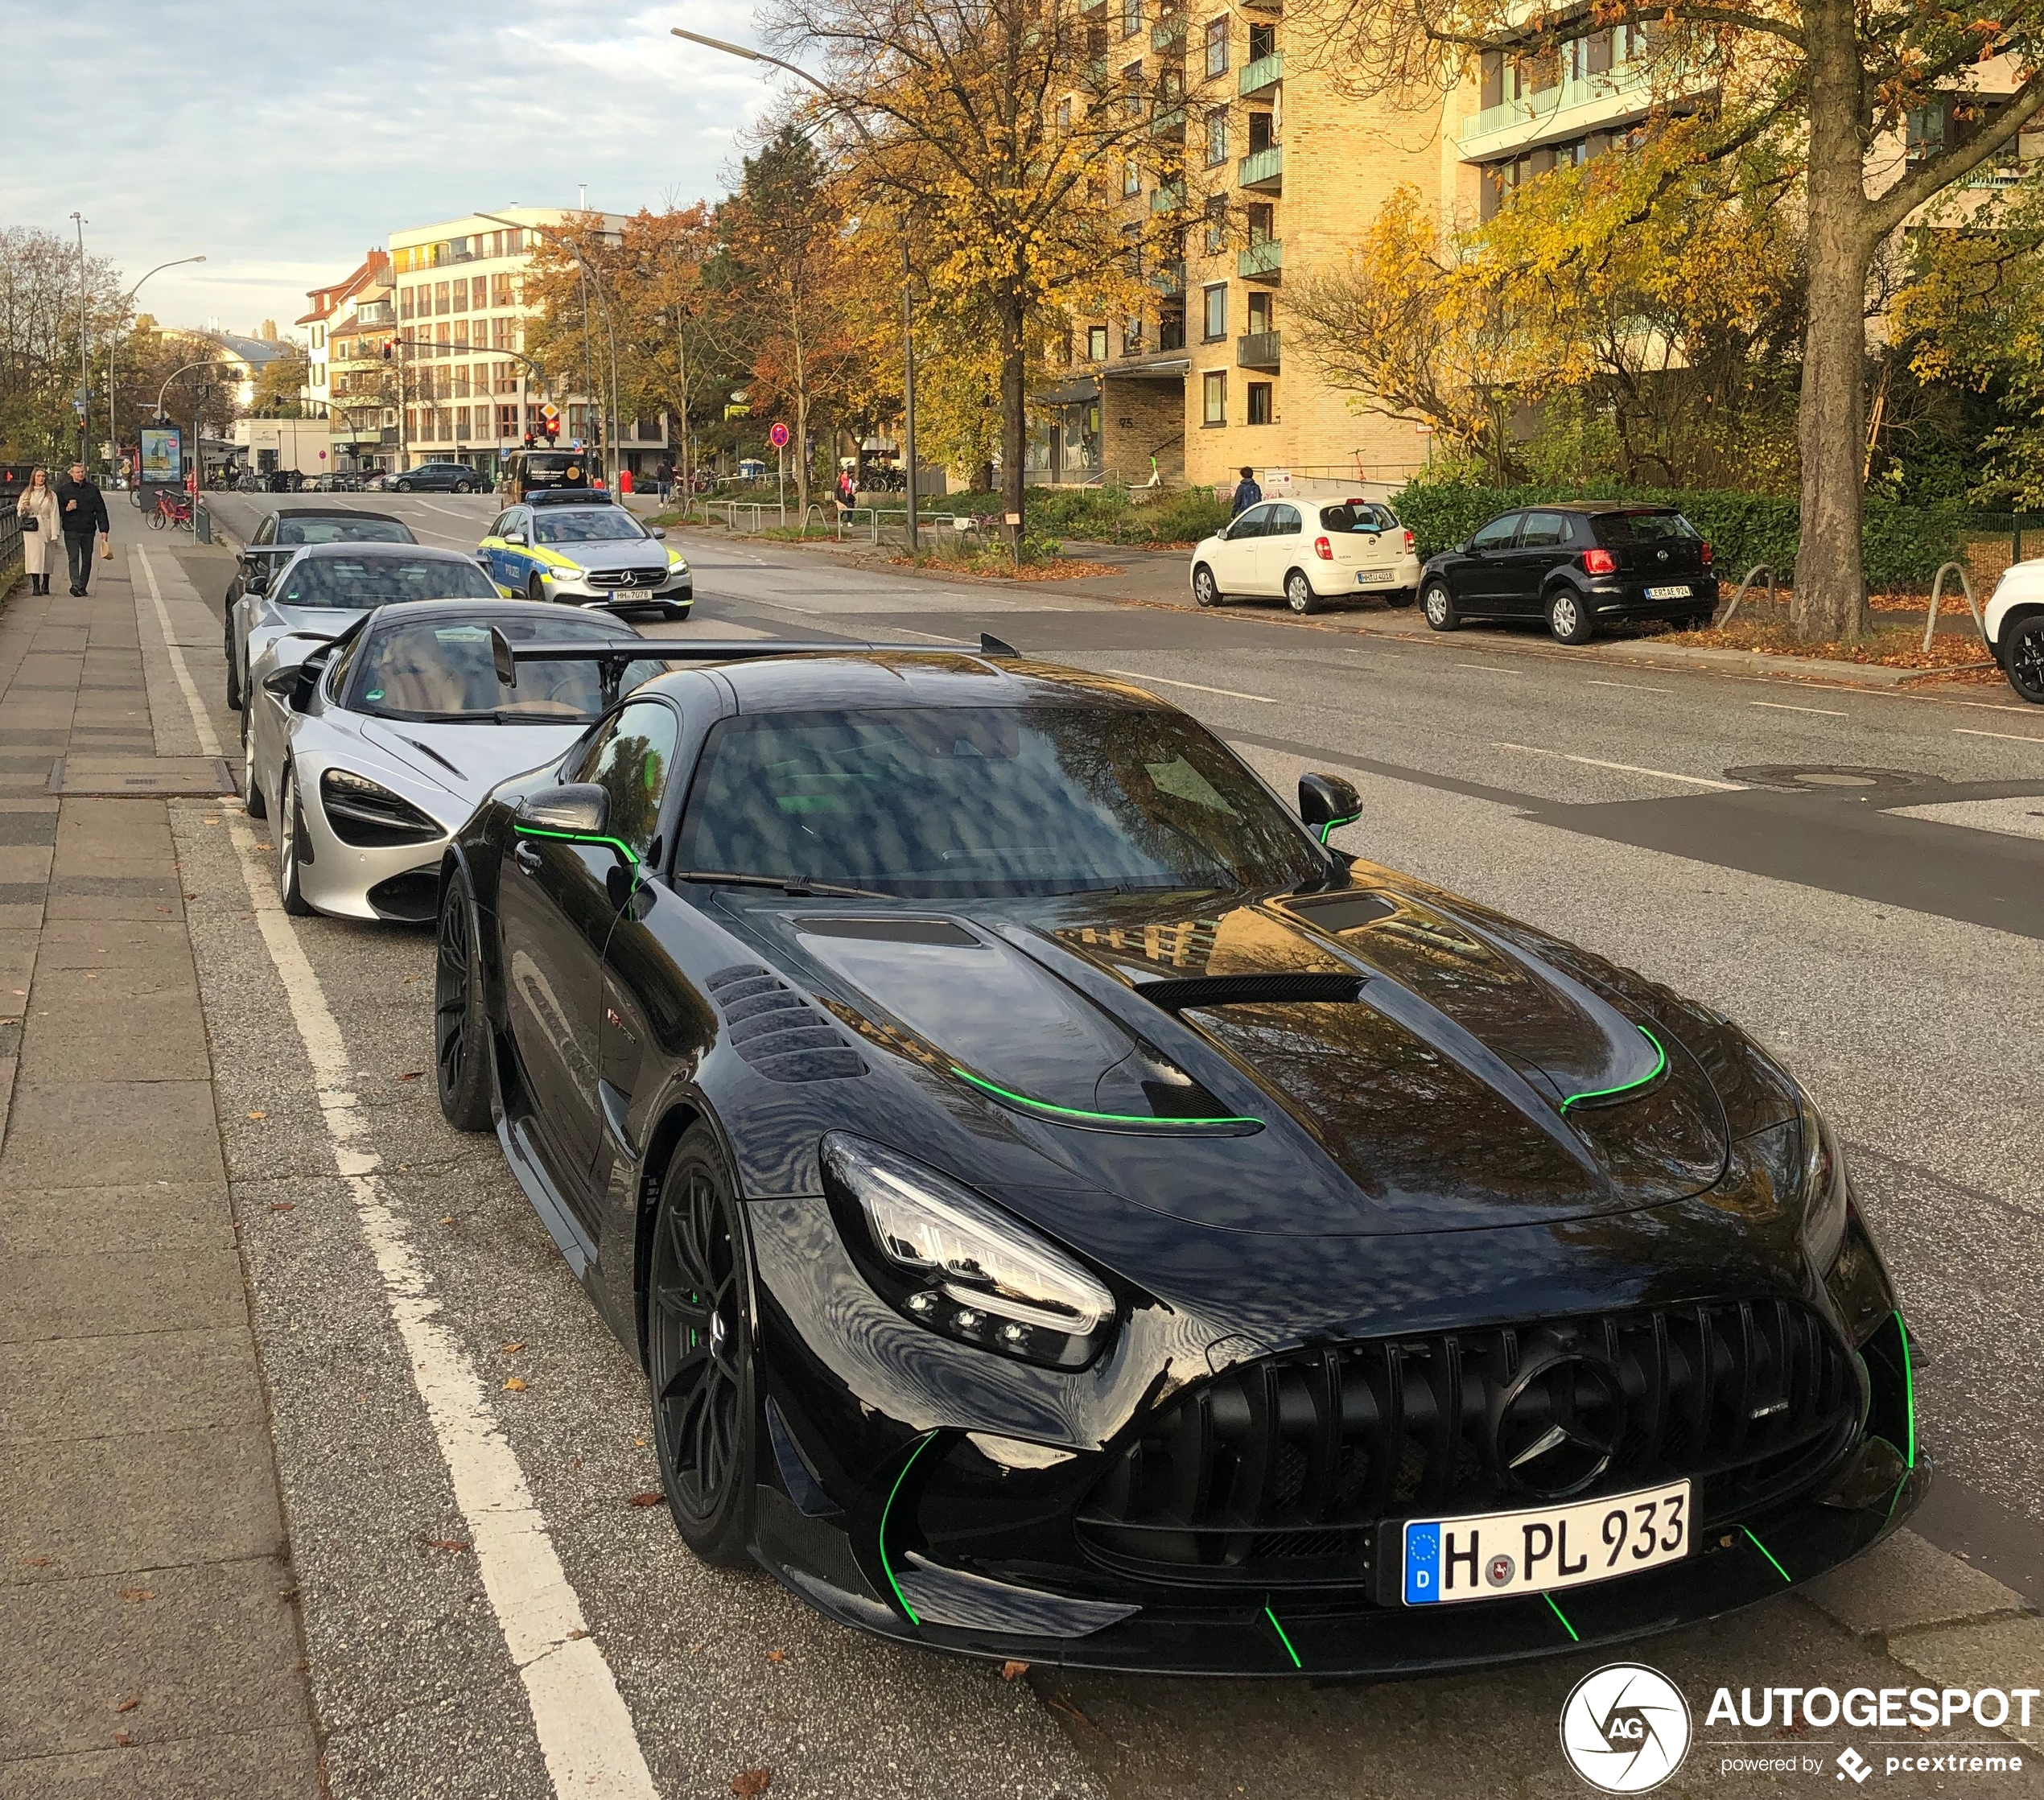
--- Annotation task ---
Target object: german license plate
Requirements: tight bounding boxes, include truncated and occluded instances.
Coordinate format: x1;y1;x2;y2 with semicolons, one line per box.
1402;1479;1688;1604
1645;583;1692;600
1357;569;1395;584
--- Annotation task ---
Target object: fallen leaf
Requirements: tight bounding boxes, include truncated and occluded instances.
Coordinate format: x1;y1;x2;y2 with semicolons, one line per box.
501;1342;525;1354
764;1650;786;1665
113;1697;138;1714
19;1556;52;1568
424;1538;470;1554
439;1215;455;1225
117;1588;153;1604
268;1201;295;1213
633;1436;647;1448
731;1771;772;1798
245;1110;266;1121
113;1730;132;1748
627;1490;665;1508
398;1070;423;1081
566;1628;587;1641
503;1377;526;1392
1001;1660;1030;1680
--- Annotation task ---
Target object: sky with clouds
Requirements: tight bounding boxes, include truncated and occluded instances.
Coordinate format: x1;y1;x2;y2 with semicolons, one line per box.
10;2;781;336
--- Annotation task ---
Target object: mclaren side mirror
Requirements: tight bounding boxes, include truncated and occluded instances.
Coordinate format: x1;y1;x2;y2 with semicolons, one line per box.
516;782;611;840
1298;772;1363;844
244;567;270;595
263;661;321;713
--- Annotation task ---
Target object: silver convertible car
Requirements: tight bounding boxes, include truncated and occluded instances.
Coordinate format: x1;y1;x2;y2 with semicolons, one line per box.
245;599;666;922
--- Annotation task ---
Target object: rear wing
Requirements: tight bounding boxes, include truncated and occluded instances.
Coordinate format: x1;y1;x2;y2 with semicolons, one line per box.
488;629;1020;702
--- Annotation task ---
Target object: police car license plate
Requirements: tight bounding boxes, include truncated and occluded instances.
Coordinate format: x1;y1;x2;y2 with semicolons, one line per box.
1402;1479;1688;1604
1357;569;1395;584
1645;583;1692;600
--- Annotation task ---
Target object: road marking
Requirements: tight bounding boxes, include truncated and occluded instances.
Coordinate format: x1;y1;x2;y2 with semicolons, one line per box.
1956;726;2044;744
418;499;484;521
1101;669;1278;702
1749;700;1848;717
1493;740;1745;791
144;571;659;1800
1455;662;1521;674
1588;679;1673;694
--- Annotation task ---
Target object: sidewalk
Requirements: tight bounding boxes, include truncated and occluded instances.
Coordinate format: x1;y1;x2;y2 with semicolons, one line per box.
0;546;320;1799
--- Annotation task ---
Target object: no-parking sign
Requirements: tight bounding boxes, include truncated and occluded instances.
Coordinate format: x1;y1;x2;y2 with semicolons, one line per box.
769;422;790;450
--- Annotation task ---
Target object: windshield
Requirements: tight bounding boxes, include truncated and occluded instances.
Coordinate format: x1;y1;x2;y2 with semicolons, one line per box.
534;509;645;545
277;517;411;546
275;554;497;609
348;617;666;721
1596;511;1699;543
1319;502;1399;533
674;705;1325;897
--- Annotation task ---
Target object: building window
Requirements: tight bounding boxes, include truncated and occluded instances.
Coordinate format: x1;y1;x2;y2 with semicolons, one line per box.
1087;324;1110;360
471;275;487;309
1204;106;1229;165
1123;317;1144;356
1202;282;1227;340
453;280;468;313
1204;196;1227;255
455;406;472;437
1202;369;1226;424
491;272;513;307
1124;159;1143;196
500;405;519;438
1247;201;1274;244
1204;16;1228;77
1057;99;1072;131
451;364;470;398
1247;381;1271;424
400;287;414;320
311;364;326;386
1248;109;1273;152
1122;0;1140;38
435;281;450;315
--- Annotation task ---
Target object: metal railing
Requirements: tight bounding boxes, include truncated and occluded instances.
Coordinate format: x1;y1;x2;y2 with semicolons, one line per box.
1459;62;1661;148
1239;144;1283;189
1238;239;1283;279
1239;50;1282;95
1237;330;1281;370
1713;564;1775;628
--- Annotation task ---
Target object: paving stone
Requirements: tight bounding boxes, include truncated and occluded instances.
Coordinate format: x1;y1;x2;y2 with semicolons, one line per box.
0;1727;321;1800
0;1328;262;1446
1803;1526;2034;1640
16;981;209;1085
0;1081;220;1188
1885;1613;2044;1751
0;1182;233;1258
0;1248;246;1343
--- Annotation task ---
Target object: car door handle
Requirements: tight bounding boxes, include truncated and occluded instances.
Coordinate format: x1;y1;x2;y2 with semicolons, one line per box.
513;841;543;875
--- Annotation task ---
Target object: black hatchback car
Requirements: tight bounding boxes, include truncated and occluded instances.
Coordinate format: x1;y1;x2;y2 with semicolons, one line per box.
1420;503;1719;644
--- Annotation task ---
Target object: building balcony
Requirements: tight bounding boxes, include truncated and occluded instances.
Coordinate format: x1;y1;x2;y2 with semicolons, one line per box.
1237;329;1280;369
1239;144;1283;191
1239;50;1282;97
1153;259;1188;296
1238;238;1282;282
1150;104;1186;138
1152;14;1186;51
1152;181;1185;212
1457;60;1703;161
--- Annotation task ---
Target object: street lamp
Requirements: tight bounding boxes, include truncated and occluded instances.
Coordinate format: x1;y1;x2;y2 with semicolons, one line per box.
109;255;205;483
670;27;922;552
69;213;89;467
154;360;221;493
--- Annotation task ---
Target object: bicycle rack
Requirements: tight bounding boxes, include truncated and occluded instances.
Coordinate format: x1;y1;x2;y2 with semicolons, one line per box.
1920;561;1988;654
1714;565;1775;629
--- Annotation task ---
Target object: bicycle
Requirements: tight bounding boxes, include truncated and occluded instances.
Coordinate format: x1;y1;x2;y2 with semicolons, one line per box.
149;491;195;532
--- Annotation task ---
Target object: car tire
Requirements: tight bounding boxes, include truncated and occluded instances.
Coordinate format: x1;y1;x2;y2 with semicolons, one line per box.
1192;564;1224;608
1384;590;1416;609
1422;582;1459;632
647;1122;757;1569
435;872;495;1132
394;480;413;494
2005;616;2044;703
527;575;548;606
455;480;473;495
240;706;266;820
278;765;312;916
1285;570;1321;616
225;623;242;711
1547;587;1595;645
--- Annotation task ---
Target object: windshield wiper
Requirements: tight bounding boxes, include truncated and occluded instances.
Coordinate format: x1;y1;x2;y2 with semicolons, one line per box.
674;870;892;900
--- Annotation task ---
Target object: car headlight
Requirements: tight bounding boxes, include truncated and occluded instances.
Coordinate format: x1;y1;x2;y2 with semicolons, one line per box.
319;768;443;847
822;1133;1114;1370
1795;1089;1848;1272
667;552;690;575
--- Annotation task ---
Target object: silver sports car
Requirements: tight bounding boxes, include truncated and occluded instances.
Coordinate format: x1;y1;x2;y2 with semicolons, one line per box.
245;599;667;922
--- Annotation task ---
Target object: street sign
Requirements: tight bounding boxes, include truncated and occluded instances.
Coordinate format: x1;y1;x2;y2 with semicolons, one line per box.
540;402;560;423
769;422;791;450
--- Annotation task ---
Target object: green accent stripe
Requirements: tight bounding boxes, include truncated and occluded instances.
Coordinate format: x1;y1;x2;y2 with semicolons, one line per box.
1263;1604;1302;1668
950;1065;1261;1130
1316;811;1360;846
1742;1526;1791;1584
1560;1025;1667;1114
513;824;640;866
1543;1592;1580;1642
1896;1310;1917;1468
880;1432;938;1626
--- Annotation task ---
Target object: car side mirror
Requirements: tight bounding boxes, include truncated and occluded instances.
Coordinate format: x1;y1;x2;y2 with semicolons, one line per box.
244;566;270;595
263;661;321;713
1298;772;1362;844
649;526;666;539
517;783;611;841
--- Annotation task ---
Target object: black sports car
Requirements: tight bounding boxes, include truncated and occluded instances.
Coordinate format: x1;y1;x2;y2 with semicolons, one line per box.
433;637;1922;1677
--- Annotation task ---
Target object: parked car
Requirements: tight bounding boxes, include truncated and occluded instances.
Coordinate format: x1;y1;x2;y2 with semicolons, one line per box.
479;492;692;620
223;510;417;710
430;638;1922;1677
1191;498;1422;614
245;600;666;922
1419;503;1719;645
1983;559;2044;702
389;462;484;495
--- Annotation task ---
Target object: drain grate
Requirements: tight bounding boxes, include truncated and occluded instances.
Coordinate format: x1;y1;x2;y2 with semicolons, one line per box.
1722;764;1933;793
47;756;236;797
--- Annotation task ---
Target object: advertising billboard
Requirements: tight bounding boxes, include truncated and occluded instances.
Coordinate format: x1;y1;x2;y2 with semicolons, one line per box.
140;426;181;483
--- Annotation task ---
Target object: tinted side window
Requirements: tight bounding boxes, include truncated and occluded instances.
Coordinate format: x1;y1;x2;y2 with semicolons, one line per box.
577;701;681;863
1230;504;1271;539
1518;512;1568;548
1468;513;1520;550
253;517;275;546
1269;505;1302;535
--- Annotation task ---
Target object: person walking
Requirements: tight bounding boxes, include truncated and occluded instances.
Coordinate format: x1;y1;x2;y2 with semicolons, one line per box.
1230;466;1262;517
54;463;111;597
15;467;60;595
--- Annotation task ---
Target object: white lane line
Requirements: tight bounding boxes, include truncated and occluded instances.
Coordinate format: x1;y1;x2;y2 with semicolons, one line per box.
135;545;223;759
1101;669;1278;703
1749;699;1847;717
148;598;658;1800
1455;662;1521;674
1957;725;2044;745
1588;679;1672;694
418;499;485;521
1493;740;1745;792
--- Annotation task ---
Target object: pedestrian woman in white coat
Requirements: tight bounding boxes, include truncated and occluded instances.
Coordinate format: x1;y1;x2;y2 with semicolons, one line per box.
15;468;59;595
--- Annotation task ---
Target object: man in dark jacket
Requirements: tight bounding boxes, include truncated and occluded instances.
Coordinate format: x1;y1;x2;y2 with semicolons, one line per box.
55;463;110;596
1230;466;1262;517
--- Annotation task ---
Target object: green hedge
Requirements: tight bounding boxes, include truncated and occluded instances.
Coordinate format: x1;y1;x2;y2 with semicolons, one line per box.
1390;481;1969;592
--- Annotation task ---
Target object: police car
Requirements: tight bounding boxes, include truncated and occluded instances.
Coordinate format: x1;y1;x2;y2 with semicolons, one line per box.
476;489;691;620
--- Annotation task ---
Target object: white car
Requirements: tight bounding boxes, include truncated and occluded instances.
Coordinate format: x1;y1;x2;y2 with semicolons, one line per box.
1191;497;1423;615
1984;560;2044;702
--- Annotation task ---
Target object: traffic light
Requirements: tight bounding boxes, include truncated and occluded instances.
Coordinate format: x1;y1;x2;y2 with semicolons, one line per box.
543;415;559;443
522;432;534;448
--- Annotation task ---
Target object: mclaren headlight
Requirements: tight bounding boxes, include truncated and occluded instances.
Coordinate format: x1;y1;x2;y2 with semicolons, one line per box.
319;768;443;847
822;1133;1114;1370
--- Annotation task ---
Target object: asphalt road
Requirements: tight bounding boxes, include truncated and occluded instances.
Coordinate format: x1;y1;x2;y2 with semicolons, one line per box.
174;493;2044;1798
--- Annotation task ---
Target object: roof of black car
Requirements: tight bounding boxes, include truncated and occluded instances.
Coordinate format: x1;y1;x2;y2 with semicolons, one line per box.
1516;500;1679;515
641;649;1173;715
363;597;643;631
274;507;402;521
288;540;476;558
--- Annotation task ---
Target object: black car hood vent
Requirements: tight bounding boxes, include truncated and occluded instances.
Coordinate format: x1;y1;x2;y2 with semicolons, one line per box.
706;965;866;1084
1134;972;1366;1011
799;916;981;947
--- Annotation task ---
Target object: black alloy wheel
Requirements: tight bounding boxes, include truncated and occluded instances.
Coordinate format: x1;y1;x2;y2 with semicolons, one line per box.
2005;617;2044;704
647;1124;756;1567
225;620;242;711
1547;587;1595;645
240;706;266;820
435;875;494;1131
1285;569;1321;616
1422;581;1459;632
278;766;311;915
1192;564;1223;608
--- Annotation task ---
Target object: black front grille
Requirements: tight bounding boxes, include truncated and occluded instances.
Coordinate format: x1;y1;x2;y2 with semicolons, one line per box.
1077;1300;1860;1588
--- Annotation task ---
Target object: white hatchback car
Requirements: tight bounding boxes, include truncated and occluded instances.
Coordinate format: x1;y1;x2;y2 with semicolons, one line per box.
1192;497;1424;614
1985;558;2044;703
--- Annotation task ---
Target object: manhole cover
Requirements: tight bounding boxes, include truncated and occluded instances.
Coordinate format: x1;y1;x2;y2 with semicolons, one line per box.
47;756;236;797
1722;764;1932;793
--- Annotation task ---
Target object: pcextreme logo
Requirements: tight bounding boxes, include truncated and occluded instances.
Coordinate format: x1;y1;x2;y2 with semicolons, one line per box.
1559;1663;1693;1793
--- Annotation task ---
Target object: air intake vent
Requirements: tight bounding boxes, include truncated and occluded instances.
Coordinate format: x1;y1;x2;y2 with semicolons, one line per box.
706;965;867;1083
799;916;981;947
1134;972;1364;1011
